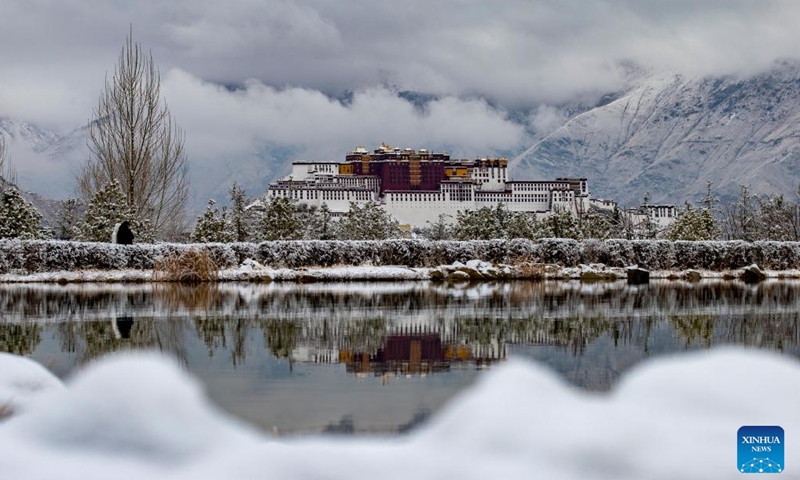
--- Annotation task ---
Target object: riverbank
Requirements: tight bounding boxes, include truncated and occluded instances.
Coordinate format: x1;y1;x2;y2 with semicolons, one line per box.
1;262;798;283
2;238;800;283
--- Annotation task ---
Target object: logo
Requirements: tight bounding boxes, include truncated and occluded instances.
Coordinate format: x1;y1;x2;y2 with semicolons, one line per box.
739;426;784;474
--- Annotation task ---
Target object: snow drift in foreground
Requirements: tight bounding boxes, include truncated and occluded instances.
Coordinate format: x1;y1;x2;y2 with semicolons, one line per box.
1;350;798;480
0;352;64;416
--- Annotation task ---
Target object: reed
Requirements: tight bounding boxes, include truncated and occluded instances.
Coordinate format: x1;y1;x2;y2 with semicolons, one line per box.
153;249;219;282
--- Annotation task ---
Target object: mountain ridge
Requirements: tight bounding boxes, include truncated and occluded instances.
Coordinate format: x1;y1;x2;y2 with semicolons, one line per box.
513;62;800;205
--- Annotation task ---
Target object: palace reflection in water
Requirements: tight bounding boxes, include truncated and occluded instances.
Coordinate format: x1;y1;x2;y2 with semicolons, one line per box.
1;281;799;434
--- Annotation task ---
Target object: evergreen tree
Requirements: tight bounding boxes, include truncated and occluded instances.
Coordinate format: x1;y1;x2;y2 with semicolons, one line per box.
228;183;250;242
337;201;402;240
545;209;580;239
0;188;42;239
579;209;612;240
78;180;152;242
307;203;335;240
666;202;717;241
755;194;796;241
192;199;235;243
506;212;551;239
454;206;499;240
419;213;454;240
54;198;82;240
262;196;303;240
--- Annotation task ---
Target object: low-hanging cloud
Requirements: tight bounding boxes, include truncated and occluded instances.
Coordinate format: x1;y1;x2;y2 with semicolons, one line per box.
162;70;525;159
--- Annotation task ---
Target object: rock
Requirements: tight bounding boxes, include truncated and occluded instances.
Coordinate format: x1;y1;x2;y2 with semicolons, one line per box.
683;270;702;282
456;266;484;279
481;268;499;279
445;270;472;282
253;274;273;283
298;272;320;283
465;259;491;271
429;269;445;280
580;270;617;281
579;264;617;281
740;264;767;283
626;266;650;284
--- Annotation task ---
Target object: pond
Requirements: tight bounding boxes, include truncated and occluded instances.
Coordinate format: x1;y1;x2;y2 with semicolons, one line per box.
1;280;798;435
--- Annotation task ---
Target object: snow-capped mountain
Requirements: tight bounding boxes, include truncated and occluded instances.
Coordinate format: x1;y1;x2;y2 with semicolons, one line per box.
0;118;85;201
512;62;800;206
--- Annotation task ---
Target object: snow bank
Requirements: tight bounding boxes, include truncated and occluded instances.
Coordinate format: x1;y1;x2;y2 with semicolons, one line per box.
0;352;64;417
0;349;797;479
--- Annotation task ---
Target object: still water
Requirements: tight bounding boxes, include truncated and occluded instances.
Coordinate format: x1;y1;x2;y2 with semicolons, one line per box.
1;280;799;434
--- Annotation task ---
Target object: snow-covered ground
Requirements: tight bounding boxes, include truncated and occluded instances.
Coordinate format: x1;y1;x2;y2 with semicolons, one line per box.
0;264;798;283
0;349;797;479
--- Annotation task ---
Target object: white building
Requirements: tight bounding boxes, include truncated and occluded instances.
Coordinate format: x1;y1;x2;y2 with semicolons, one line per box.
267;146;602;229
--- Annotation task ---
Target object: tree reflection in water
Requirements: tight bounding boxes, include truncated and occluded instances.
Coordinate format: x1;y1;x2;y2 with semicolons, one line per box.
0;323;40;356
0;281;798;384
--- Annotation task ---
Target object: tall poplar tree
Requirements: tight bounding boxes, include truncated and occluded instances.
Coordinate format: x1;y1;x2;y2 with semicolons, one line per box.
78;27;188;240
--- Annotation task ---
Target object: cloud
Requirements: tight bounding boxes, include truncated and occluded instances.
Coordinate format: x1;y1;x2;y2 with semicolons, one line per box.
4;0;800;131
162;67;527;158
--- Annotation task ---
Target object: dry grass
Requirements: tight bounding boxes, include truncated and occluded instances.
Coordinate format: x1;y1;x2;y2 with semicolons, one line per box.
507;254;562;280
512;262;549;280
153;249;219;283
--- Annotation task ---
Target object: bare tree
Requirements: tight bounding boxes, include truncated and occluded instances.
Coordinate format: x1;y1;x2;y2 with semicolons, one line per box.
0;134;18;187
0;134;5;179
78;27;188;240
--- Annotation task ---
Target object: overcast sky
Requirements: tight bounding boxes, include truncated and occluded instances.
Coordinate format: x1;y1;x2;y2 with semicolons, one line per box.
1;0;799;199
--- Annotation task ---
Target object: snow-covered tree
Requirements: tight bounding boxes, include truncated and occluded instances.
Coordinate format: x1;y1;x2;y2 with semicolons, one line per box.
545;209;580;239
454;204;514;240
228;183;250;242
302;203;335;240
0;188;42;239
78;28;188;240
78;180;152;243
261;196;303;240
337;201;403;240
506;212;551;239
579;209;612;240
454;207;495;240
417;213;454;240
722;185;758;241
54;198;82;240
665;202;717;241
755;194;799;241
192;199;235;243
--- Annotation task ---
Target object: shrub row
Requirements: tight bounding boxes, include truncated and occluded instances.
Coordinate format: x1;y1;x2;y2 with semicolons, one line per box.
1;238;799;274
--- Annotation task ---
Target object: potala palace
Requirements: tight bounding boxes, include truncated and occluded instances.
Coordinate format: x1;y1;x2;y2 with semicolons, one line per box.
267;144;677;230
